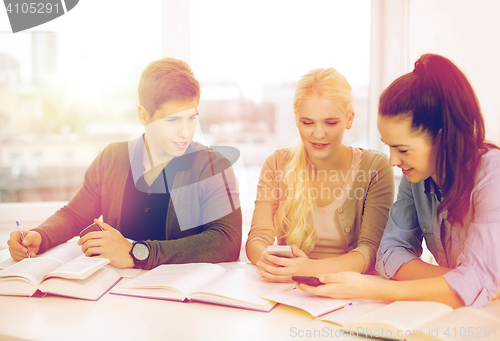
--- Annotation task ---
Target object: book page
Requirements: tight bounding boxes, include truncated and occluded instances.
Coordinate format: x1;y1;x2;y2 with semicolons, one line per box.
409;306;500;341
191;263;293;307
0;257;63;286
0;258;17;270
44;255;109;280
346;301;453;332
39;267;121;301
320;301;388;325
39;241;83;263
106;265;144;279
0;276;40;296
480;299;500;318
0;241;87;286
120;263;226;297
263;288;358;318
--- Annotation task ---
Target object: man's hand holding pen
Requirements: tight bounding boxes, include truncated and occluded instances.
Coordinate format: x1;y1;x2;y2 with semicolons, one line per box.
7;223;42;261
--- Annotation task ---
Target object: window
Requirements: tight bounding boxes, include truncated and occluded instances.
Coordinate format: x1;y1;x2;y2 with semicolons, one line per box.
189;0;372;215
0;1;373;206
0;0;162;202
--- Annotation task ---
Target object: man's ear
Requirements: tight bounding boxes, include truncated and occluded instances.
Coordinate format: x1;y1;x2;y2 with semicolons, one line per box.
137;105;150;126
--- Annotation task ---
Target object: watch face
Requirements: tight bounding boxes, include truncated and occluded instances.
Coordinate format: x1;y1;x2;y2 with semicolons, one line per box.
133;243;149;261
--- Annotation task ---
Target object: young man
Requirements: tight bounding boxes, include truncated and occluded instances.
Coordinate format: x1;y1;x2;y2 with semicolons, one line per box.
7;58;242;269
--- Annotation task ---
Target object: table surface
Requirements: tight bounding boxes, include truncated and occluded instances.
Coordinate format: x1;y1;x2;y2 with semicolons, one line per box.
1;249;500;341
0;248;361;341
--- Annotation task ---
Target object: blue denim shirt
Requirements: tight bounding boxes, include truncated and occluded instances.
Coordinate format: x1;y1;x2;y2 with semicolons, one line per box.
375;149;500;307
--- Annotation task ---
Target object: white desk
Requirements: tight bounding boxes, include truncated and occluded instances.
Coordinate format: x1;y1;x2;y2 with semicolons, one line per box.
2;249;500;341
0;291;351;341
0;249;359;341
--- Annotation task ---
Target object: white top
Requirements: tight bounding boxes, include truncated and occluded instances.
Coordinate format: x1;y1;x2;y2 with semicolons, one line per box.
309;147;363;259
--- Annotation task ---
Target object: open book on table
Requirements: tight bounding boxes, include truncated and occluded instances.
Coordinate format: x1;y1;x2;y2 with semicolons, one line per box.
262;274;389;318
266;287;500;341
329;300;500;341
0;241;121;301
263;287;364;318
110;262;293;312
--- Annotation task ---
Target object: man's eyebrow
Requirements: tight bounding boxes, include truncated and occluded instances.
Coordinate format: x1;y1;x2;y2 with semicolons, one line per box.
168;112;199;118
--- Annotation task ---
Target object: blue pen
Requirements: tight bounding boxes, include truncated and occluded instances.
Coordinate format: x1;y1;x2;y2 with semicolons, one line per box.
16;221;31;258
342;302;354;309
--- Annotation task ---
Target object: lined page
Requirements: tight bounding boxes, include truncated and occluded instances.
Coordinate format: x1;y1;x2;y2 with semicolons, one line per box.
320;301;388;325
263;288;358;318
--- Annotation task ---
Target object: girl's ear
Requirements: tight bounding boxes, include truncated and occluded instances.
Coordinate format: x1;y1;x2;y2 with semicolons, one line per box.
433;128;443;145
346;111;355;130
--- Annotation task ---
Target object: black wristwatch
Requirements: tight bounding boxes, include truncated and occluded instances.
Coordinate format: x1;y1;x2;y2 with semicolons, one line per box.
130;241;150;268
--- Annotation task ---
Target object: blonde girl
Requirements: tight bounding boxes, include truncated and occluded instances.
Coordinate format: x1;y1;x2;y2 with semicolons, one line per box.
246;68;394;282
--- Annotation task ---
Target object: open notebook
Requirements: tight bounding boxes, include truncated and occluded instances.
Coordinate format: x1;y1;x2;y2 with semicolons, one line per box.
265;287;500;341
0;241;121;300
111;262;293;312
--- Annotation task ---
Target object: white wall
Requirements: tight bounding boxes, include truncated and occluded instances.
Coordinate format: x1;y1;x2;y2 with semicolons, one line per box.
370;0;500;149
409;0;500;145
369;0;409;152
162;0;191;63
0;202;67;250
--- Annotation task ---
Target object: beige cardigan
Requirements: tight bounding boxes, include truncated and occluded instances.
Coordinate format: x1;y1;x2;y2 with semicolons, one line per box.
246;148;394;273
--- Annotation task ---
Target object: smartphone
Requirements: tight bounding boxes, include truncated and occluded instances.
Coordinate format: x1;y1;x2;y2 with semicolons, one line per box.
79;223;103;237
266;245;294;258
292;276;324;287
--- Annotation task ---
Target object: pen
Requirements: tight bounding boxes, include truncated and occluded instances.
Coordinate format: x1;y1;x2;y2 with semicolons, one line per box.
16;221;31;258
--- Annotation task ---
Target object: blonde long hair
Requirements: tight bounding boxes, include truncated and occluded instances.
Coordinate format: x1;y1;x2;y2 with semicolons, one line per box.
275;68;354;252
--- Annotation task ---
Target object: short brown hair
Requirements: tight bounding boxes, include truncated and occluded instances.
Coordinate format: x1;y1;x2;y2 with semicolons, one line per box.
138;57;200;115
